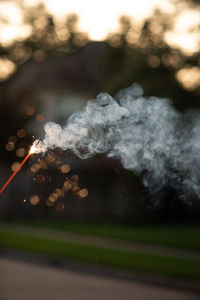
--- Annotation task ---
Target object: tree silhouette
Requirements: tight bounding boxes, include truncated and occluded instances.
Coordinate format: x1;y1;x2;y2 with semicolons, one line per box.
101;9;200;110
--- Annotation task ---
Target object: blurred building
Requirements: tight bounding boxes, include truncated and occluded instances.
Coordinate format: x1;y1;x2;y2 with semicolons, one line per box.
0;42;108;134
0;42;138;222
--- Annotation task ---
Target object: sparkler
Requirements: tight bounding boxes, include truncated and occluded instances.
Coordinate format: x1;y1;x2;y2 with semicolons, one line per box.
0;138;88;207
0;143;37;195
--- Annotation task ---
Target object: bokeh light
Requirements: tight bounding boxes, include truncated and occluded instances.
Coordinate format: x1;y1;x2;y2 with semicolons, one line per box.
36;113;45;122
30;164;40;174
45;198;54;206
176;67;200;91
70;174;79;182
11;161;20;172
59;164;71;174
63;180;72;191
5;142;15;151
79;188;88;198
0;59;16;81
29;194;40;205
16;147;26;157
26;106;35;116
35;174;45;183
17;129;26;138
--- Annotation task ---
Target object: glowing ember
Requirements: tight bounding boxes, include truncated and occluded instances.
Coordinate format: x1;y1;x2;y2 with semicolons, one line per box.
54;188;65;197
16;147;25;157
70;175;79;182
30;164;40;174
36;113;45;122
63;180;72;191
48;193;58;203
72;186;80;195
46;198;54;207
39;160;47;169
26;106;35;116
5;141;15;151
35;174;45;183
79;188;88;198
17;129;26;138
59;164;70;174
11;162;20;172
45;153;55;163
29;195;40;206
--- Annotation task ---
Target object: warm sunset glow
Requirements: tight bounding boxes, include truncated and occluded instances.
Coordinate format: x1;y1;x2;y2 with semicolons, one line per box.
176;67;200;91
165;32;199;54
0;59;16;80
40;0;174;40
164;9;200;54
0;2;31;45
0;0;199;54
0;0;174;42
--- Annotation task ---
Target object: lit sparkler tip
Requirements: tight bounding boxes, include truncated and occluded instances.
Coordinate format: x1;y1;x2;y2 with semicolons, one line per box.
29;146;35;154
29;140;40;154
29;144;37;154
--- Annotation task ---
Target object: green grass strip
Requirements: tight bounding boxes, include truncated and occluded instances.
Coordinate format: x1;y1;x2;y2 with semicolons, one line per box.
22;220;200;251
0;229;200;281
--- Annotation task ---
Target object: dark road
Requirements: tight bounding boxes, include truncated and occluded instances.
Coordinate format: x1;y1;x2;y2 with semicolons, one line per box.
0;257;199;300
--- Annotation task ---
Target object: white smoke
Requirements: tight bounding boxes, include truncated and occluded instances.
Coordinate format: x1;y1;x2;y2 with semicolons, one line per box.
34;83;200;198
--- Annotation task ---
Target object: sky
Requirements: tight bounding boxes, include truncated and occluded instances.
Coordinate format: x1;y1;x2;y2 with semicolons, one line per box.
0;0;199;54
38;0;174;40
0;0;200;84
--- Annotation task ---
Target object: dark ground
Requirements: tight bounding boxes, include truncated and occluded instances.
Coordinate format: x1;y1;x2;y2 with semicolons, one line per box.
0;254;199;300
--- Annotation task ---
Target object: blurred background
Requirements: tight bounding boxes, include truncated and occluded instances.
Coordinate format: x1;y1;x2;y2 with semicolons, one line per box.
0;1;200;299
0;0;200;221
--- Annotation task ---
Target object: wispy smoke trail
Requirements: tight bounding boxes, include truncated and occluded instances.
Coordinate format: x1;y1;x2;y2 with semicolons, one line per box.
34;83;200;198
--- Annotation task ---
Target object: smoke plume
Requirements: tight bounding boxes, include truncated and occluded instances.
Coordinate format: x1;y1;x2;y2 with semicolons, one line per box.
34;83;200;198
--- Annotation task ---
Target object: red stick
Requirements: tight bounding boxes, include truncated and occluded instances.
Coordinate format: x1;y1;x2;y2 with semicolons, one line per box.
0;152;31;195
